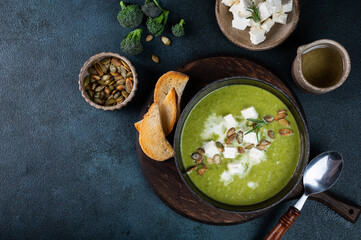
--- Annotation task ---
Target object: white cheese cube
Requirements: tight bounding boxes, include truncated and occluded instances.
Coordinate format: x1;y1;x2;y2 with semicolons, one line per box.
227;162;245;175
247;181;258;189
221;0;236;7
249;27;266;45
258;2;274;22
266;0;282;12
249;148;265;161
273;12;288;24
282;0;293;13
241;106;259;119
230;0;252;18
224;114;237;128
203;141;219;157
224;147;237;159
232;15;250;31
248;19;261;27
261;18;275;32
243;132;258;145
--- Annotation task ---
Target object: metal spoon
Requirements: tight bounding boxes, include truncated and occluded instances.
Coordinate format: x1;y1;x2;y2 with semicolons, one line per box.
265;151;343;240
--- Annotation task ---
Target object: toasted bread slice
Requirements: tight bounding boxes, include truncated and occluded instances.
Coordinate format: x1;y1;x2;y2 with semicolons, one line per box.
159;88;177;136
154;71;189;117
134;120;142;132
134;88;178;135
139;104;174;161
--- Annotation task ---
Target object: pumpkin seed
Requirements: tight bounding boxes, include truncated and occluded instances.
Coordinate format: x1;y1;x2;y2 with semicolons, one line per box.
268;130;275;139
91;75;101;80
226;133;236;145
87;90;93;98
110;72;119;77
95;85;105;92
213;154;222;165
91;83;97;90
122;61;131;72
116;96;125;103
238;147;245;154
279;119;290;127
275;113;287;121
84;76;90;87
197;168;205;175
256;144;266;150
98;80;107;85
191;152;202;161
104;87;110;95
264;115;274;123
126;72;133;78
196;147;205;155
279;128;293;136
113;91;121;99
105;98;115;106
277;109;287;115
122;91;129;98
108;85;115;92
245;144;254;149
236;130;243;144
152;54;160;63
117;85;126;91
88;67;97;75
146;34;153;42
226;127;236;138
186;166;197;173
259;140;271;146
215;141;224;152
126;78;133;93
161;36;171;46
94;64;104;76
93;98;103;104
102;74;110;81
94;91;101;99
111;58;122;67
109;64;117;73
120;66;127;78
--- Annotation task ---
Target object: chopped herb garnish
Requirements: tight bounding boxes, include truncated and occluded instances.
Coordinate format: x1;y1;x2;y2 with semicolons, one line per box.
246;2;261;23
245;118;268;142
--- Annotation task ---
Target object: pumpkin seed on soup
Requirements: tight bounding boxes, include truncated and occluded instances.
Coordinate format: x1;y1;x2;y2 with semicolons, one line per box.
215;142;224;152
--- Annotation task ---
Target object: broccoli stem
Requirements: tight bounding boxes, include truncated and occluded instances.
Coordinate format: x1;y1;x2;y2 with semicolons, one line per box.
179;19;184;26
120;1;126;9
153;0;162;10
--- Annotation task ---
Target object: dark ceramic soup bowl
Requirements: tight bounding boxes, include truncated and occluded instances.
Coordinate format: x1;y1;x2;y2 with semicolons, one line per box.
174;77;310;213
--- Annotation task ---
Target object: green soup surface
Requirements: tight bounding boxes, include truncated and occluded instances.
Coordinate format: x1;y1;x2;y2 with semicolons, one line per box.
180;84;300;206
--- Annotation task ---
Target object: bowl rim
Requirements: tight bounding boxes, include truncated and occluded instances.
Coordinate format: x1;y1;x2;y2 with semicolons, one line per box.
78;52;138;111
215;0;300;51
173;76;310;214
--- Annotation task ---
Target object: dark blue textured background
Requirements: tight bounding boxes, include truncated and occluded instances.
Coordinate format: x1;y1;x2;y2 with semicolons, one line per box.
0;0;360;239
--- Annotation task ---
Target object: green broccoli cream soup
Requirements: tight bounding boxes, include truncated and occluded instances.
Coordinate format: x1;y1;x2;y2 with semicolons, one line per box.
180;85;300;206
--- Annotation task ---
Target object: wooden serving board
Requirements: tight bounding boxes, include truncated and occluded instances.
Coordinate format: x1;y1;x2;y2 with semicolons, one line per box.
136;57;361;225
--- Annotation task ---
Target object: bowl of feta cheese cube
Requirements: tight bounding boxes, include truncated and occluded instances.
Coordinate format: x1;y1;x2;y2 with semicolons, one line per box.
216;0;299;50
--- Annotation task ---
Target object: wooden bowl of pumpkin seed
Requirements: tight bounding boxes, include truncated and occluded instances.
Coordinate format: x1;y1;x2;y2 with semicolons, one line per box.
78;52;137;110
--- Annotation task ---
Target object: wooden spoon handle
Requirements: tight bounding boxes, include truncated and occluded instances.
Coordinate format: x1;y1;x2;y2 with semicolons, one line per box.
310;191;361;223
264;206;301;240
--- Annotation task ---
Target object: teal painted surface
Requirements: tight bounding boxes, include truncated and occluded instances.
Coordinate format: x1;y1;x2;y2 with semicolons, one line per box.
0;0;360;239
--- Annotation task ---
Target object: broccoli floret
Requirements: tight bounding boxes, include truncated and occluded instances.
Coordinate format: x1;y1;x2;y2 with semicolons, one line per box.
121;29;143;55
117;1;143;28
171;19;185;37
141;0;162;18
146;10;169;36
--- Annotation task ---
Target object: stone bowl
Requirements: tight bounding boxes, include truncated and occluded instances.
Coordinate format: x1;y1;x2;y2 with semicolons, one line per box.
78;52;138;111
